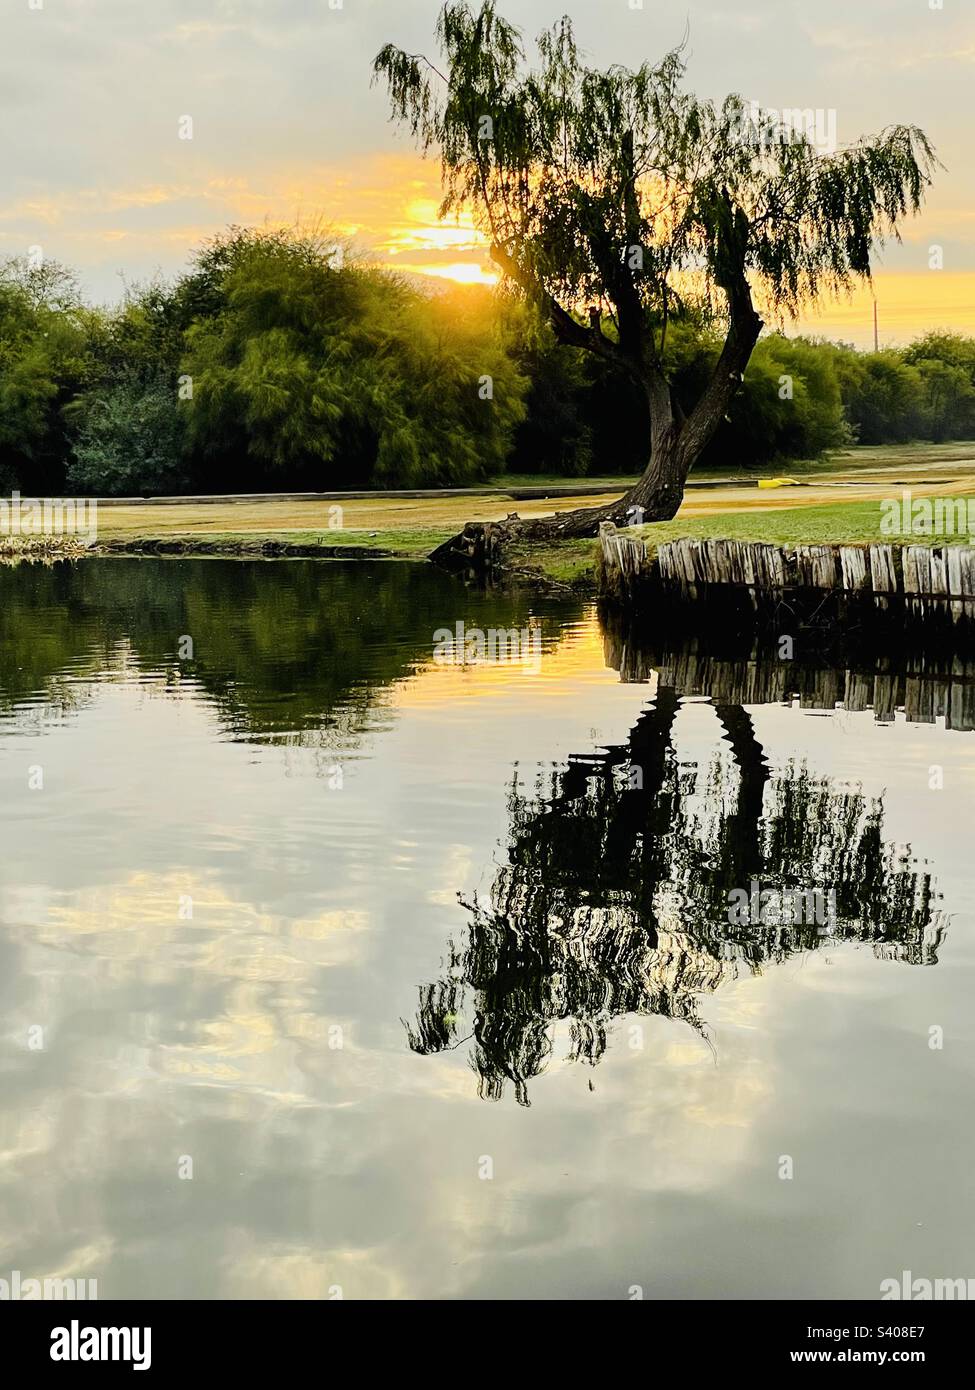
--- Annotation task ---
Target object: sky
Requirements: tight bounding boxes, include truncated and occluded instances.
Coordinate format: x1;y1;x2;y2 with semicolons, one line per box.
2;0;974;347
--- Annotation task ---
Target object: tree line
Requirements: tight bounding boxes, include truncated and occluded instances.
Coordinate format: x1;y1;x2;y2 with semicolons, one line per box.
1;228;973;498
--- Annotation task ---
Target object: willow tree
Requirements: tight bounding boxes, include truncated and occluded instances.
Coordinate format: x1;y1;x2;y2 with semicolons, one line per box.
374;2;936;538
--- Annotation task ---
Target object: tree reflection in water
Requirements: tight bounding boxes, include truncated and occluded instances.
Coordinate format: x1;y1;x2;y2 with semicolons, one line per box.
407;694;944;1105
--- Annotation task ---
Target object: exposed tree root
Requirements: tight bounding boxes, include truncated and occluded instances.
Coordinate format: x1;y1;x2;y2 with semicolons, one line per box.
428;478;684;572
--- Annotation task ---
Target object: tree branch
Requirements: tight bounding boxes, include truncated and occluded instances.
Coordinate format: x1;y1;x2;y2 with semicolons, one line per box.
489;240;636;376
677;198;763;469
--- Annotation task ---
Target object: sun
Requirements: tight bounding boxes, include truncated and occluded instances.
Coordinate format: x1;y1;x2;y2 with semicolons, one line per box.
394;261;499;286
379;198;497;285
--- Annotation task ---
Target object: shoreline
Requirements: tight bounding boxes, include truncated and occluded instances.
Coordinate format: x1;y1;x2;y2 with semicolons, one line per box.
3;445;975;596
7;510;975;604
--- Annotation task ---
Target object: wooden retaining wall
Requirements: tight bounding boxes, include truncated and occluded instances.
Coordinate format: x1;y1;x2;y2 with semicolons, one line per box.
598;522;975;607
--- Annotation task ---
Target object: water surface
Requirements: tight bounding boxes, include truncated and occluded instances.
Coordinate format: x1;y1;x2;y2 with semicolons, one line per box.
1;558;973;1299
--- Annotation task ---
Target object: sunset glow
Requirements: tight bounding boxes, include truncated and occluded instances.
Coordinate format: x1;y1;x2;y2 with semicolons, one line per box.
5;142;969;346
2;2;972;352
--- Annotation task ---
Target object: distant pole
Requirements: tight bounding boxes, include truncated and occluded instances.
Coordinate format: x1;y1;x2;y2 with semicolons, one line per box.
873;300;879;352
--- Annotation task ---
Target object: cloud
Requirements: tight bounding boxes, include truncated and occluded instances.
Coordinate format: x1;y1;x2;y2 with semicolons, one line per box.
1;0;972;310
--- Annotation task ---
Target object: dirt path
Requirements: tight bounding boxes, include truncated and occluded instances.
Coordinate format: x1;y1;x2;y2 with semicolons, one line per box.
89;465;975;542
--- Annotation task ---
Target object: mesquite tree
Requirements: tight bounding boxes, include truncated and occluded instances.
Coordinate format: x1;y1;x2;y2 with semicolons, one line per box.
374;2;936;538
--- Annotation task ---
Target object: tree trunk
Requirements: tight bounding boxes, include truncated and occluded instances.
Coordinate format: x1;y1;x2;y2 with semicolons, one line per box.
430;385;690;568
513;434;688;541
429;239;762;566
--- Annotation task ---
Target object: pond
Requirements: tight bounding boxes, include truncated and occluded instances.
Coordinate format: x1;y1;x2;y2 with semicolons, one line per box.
1;557;973;1299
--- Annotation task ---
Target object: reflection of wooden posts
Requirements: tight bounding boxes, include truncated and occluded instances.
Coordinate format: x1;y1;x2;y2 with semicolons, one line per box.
599;613;975;731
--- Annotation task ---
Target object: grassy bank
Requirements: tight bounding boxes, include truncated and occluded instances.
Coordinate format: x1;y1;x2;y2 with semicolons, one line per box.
95;526;453;562
505;492;975;587
88;491;973;590
13;442;972;587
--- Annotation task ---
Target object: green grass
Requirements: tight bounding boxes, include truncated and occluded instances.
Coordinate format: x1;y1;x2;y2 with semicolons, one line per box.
510;492;975;588
99;520;601;585
96;493;975;588
631;493;975;554
504;537;600;586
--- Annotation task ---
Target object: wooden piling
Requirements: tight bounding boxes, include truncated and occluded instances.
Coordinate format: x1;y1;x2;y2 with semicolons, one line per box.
598;523;975;632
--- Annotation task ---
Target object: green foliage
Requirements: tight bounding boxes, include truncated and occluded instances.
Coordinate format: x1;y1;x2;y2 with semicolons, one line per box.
3;231;975;496
505;305;592;475
0;258;94;491
719;336;852;464
914;359;975;442
902;333;975;441
0;231;532;495
903;332;975;376
102;279;192;381
835;349;926;445
67;369;189;496
497;316;975;474
181;229;527;488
